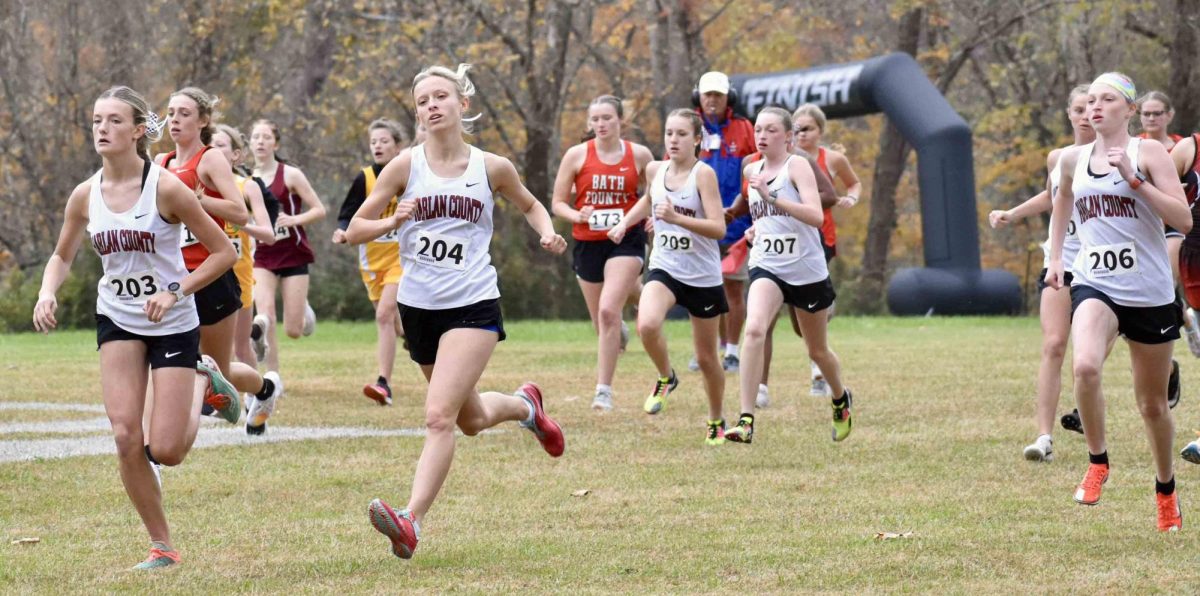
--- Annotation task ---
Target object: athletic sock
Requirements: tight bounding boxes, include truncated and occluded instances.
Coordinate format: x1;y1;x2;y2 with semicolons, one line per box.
832;391;849;408
255;378;275;401
1089;451;1109;466
810;360;822;379
596;383;612;395
739;413;754;425
758;383;769;394
519;393;535;428
144;445;160;466
377;376;390;389
725;343;739;358
1157;476;1176;496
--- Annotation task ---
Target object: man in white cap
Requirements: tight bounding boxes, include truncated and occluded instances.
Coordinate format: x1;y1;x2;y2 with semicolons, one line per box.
692;71;756;374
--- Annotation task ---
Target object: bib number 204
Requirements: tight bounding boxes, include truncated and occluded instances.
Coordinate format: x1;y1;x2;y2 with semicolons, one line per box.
415;231;467;271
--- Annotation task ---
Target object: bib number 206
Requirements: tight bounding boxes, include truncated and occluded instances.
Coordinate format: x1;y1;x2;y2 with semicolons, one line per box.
415;231;467;271
1086;242;1137;278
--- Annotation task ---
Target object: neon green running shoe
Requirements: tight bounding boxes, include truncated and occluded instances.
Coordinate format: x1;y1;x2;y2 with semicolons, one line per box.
198;355;241;424
642;370;678;415
832;389;853;442
725;415;754;444
705;419;726;445
131;542;180;570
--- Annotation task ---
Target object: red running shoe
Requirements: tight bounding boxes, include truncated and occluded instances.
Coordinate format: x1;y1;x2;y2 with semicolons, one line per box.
1073;463;1109;505
363;383;392;406
368;499;419;559
1157;491;1183;532
517;382;564;457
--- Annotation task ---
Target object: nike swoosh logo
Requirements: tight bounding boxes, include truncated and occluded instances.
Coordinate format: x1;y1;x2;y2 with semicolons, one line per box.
165;351;182;358
1113;179;1123;185
808;302;819;309
704;305;715;311
135;213;149;219
1162;326;1175;334
214;304;225;311
619;167;630;172
466;182;480;188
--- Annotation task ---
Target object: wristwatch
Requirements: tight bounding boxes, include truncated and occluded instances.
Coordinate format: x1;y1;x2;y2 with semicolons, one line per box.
167;282;186;302
1129;171;1148;190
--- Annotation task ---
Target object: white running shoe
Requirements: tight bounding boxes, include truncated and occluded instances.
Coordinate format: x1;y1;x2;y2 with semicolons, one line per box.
251;314;269;363
1023;435;1054;462
302;303;316;337
1182;439;1200;464
592;389;614;412
687;355;701;372
755;384;770;409
618;320;629;353
1186;308;1200;358
810;378;832;398
246;371;282;435
150;461;162;490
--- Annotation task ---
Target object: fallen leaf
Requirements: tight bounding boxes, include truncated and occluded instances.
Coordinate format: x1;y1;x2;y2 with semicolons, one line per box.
571;489;590;497
11;537;40;545
563;395;581;402
874;531;913;541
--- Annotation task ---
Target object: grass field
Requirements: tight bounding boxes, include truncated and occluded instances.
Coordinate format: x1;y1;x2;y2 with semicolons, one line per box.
2;317;1199;593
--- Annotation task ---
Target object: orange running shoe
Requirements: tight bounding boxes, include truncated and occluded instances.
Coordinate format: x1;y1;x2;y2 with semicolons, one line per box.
1073;463;1109;505
1157;491;1183;532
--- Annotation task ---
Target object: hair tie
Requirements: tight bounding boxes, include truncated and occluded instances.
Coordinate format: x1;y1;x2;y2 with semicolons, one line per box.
144;111;166;142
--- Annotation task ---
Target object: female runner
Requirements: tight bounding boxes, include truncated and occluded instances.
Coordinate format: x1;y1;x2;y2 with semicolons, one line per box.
346;64;566;559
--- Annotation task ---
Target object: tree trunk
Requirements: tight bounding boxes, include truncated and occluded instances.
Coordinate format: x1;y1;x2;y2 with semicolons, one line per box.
854;7;922;313
1168;2;1199;137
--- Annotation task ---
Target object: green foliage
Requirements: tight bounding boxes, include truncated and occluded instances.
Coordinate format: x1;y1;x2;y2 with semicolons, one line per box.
0;253;102;333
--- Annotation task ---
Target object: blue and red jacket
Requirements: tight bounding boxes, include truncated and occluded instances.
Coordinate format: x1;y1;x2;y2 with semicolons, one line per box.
699;107;756;244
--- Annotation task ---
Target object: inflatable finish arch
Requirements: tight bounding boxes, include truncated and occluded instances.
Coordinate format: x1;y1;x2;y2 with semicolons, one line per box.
728;53;1021;315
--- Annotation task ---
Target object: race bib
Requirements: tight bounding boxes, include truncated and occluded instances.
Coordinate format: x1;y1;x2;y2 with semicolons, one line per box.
1084;242;1137;278
656;230;693;253
230;236;243;258
587;209;623;232
374;228;399;243
756;233;800;258
414;230;467;271
274;224;292;241
106;270;160;304
180;225;199;248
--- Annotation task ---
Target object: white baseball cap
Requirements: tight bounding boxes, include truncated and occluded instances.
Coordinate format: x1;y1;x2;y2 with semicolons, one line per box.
697;71;730;95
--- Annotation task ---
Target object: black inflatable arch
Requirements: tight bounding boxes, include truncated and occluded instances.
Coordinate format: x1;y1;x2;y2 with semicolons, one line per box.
728;53;1021;315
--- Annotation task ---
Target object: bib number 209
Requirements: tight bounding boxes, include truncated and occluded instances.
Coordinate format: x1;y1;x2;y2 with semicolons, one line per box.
415;231;467;271
656;231;692;252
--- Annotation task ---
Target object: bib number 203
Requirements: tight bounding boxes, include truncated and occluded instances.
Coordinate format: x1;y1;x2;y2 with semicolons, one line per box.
109;272;159;302
415;231;467;271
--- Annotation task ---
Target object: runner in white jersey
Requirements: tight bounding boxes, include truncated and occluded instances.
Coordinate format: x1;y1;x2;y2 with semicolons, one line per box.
988;86;1098;462
607;109;728;443
32;86;240;570
1046;72;1191;531
722;107;853;446
344;64;567;561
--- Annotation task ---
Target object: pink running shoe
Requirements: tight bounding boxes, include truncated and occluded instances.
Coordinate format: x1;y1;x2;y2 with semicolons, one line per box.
516;382;564;457
368;499;419;559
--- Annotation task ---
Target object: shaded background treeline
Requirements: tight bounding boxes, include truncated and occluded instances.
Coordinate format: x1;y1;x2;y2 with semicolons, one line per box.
1;0;1195;330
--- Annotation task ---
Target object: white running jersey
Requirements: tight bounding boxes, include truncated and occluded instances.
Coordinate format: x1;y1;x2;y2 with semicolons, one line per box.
396;144;500;309
746;156;828;285
1042;156;1081;271
1070;139;1173;306
647;162;722;287
88;164;199;335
